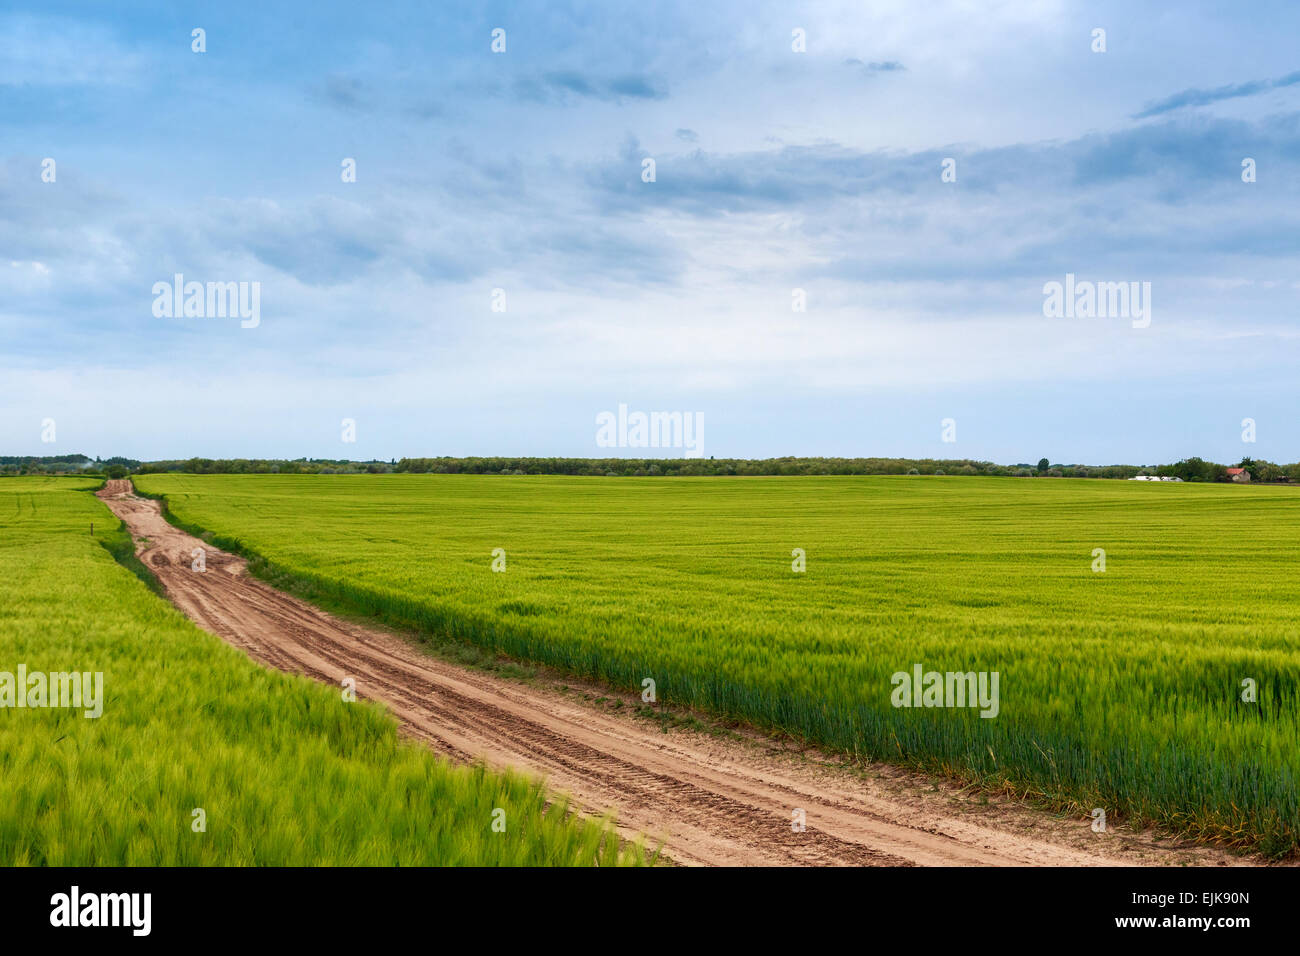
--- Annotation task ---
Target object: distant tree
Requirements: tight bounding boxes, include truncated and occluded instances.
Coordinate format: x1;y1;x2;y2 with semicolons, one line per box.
1036;458;1050;472
104;464;128;479
1165;456;1225;482
1250;459;1279;482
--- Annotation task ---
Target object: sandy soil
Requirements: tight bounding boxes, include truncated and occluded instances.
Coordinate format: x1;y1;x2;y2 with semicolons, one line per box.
98;479;1262;867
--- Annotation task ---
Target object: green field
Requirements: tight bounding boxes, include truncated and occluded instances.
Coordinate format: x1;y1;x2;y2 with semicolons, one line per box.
136;473;1300;856
0;477;645;866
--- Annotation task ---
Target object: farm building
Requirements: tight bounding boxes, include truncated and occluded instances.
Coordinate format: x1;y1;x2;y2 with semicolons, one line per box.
1227;468;1251;483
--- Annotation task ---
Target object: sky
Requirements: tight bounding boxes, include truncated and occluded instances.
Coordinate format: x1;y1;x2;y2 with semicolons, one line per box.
2;0;1299;465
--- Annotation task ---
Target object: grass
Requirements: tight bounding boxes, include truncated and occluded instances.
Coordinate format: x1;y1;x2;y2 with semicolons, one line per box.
0;477;647;866
135;472;1300;858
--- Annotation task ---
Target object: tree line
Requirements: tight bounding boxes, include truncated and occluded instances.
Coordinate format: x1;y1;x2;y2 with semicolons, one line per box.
4;454;1293;482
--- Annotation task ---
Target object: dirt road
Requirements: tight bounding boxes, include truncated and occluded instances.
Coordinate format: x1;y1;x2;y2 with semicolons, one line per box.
97;479;1251;867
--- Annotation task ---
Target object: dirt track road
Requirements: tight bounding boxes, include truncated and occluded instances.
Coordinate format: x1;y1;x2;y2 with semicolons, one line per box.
98;480;1252;867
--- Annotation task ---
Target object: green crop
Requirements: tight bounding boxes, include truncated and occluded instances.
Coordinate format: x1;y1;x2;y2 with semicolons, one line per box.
136;473;1300;857
0;477;645;866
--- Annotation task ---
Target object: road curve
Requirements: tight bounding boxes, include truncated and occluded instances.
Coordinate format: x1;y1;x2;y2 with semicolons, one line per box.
97;479;1250;867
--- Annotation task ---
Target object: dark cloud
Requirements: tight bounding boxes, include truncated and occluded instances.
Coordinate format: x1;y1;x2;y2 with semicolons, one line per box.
316;73;371;112
544;71;598;98
517;71;667;104
576;112;1300;296
1134;70;1300;118
592;112;1300;216
607;74;665;99
844;58;906;75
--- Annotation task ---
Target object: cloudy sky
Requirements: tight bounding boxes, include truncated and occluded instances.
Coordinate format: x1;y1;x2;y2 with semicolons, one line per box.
3;0;1299;464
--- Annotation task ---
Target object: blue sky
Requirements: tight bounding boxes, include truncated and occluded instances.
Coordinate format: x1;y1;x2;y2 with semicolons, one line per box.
3;0;1299;464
